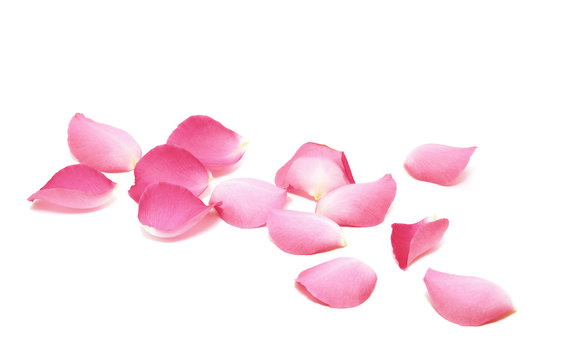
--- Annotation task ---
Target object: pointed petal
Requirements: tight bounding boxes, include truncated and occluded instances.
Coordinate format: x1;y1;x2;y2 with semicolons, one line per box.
424;268;515;326
296;257;377;308
68;113;142;173
391;217;449;270
210;178;286;228
315;174;396;227
28;164;117;209
275;142;355;200
128;144;211;203
167;115;246;169
404;144;477;186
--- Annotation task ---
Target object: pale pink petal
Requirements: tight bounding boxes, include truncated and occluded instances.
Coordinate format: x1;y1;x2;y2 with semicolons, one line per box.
315;174;396;227
167;115;246;169
296;257;377;308
267;210;346;255
68;113;142;173
391;217;449;270
128;144;211;203
209;178;286;228
424;268;515;326
275;142;355;200
138;182;215;238
404;144;477;186
28;164;117;209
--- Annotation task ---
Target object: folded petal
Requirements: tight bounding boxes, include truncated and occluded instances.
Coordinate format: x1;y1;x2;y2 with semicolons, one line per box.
210;178;286;228
404;144;477;186
128;144;211;203
275;142;355;200
391;217;449;270
167;115;246;169
267;210;346;255
296;257;377;308
68;113;142;173
424;268;515;326
315;174;396;227
28;164;117;209
138;182;215;238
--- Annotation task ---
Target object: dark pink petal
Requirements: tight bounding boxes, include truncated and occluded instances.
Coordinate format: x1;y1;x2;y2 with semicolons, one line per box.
68;113;142;173
391;217;449;270
404;144;477;186
128;144;211;203
167;115;246;169
209;178;286;228
28;164;117;209
275;142;355;200
424;268;515;326
138;182;215;238
315;174;396;227
296;257;377;308
267;210;346;255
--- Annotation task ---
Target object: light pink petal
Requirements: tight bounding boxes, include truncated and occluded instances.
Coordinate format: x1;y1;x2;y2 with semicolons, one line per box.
128;144;211;203
68;113;142;173
424;268;515;326
275;142;355;200
296;257;377;308
210;178;286;228
267;210;346;255
404;144;477;186
28;164;117;209
315;174;396;227
138;182;215;238
391;217;449;270
167;115;246;169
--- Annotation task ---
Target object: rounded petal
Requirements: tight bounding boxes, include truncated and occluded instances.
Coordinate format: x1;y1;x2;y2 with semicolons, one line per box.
404;144;477;186
167;115;246;169
128;144;211;203
275;142;355;200
210;178;286;229
267;210;346;255
68;113;142;173
424;268;515;326
315;174;397;227
296;257;377;308
28;164;117;209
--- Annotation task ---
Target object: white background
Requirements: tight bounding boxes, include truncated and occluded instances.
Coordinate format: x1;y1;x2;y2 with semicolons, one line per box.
1;1;560;359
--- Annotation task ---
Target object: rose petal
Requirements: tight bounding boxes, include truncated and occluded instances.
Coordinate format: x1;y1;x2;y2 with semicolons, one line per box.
68;113;142;173
138;182;215;238
209;178;286;228
28;164;117;209
296;257;377;308
391;217;449;270
128;144;211;203
275;142;355;200
404;144;477;186
267;210;346;255
424;268;515;326
167;115;246;169
315;174;396;227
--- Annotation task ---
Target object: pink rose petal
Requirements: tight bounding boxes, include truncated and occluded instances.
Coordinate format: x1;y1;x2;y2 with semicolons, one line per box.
28;164;117;209
128;144;211;203
210;178;286;228
167;115;246;169
391;217;449;270
275;142;355;200
296;257;377;308
404;144;477;186
424;268;515;326
68;113;142;173
315;174;397;227
267;210;346;255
